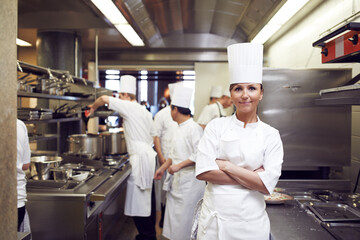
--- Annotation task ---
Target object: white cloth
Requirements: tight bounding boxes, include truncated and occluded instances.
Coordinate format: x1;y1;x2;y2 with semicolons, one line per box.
196;102;224;125
162;118;205;240
109;97;157;217
153;106;178;208
227;43;263;84
195;115;283;239
17;119;31;208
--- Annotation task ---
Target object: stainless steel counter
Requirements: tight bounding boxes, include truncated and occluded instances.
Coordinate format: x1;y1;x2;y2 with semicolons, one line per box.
267;200;335;240
26;159;131;240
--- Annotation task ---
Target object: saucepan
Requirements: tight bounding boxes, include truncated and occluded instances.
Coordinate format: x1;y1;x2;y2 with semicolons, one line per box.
30;156;63;180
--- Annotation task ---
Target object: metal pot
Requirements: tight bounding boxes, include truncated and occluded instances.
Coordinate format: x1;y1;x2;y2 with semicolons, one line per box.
67;134;103;159
30;156;63;180
101;131;127;155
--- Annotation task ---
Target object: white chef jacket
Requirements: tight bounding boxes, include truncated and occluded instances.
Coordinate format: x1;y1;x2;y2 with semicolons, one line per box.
153;106;178;208
109;97;157;217
162;118;205;240
153;105;177;160
197;101;224;125
195;115;283;240
17;119;31;208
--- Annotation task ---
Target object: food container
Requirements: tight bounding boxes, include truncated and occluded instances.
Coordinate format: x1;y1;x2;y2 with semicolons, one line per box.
101;131;127;155
67;134;103;160
30;156;63;180
50;166;72;181
71;171;89;181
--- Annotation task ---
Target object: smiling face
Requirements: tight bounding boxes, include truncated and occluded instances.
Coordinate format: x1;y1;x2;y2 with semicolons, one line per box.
230;83;263;116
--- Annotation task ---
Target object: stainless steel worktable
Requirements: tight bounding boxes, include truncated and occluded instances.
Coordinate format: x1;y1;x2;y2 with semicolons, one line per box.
267;200;334;240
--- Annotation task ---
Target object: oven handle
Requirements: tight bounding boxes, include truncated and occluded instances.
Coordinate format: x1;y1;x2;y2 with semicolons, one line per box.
90;165;131;201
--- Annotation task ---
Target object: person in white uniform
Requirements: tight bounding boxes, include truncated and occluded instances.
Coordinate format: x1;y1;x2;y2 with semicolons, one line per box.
195;43;284;240
154;84;205;240
17;119;31;231
208;85;222;104
152;82;179;227
89;75;157;240
196;88;233;129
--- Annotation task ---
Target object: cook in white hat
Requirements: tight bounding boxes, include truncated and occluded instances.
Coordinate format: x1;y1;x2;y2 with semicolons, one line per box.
195;43;283;240
88;74;158;239
154;84;205;240
197;86;233;129
152;82;181;222
209;85;223;104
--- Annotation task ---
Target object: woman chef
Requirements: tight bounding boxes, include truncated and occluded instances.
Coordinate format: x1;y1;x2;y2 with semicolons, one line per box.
89;75;157;240
154;84;205;240
195;43;284;240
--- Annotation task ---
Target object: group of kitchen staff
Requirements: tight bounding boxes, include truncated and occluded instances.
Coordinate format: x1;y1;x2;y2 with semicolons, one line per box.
89;42;284;240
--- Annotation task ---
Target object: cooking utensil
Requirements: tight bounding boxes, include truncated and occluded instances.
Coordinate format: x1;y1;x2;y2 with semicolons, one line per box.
71;171;89;181
67;134;103;160
30;156;63;180
101;131;127;155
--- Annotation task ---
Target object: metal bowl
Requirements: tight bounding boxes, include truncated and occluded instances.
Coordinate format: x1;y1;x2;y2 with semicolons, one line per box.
30;156;63;180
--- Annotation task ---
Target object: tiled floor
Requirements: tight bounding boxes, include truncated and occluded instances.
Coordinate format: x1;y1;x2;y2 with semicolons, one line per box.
115;211;168;240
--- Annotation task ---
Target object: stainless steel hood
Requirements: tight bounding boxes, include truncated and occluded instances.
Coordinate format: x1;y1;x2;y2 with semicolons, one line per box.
18;0;288;64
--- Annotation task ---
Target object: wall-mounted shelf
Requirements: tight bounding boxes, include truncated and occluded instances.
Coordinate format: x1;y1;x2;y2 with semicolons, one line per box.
17;91;94;101
315;84;360;105
29;134;58;142
23;117;82;124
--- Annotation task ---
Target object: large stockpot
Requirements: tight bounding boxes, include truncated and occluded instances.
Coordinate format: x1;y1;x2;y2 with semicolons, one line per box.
67;134;103;159
101;131;127;155
30;156;63;180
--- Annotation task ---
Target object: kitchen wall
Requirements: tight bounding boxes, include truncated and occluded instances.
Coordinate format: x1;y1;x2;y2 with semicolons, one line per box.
266;0;360;191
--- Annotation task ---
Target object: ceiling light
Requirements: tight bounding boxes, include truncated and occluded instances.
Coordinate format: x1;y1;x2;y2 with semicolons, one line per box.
141;70;148;75
115;24;144;46
105;75;120;80
91;0;144;46
183;75;195;80
16;38;32;47
251;0;310;44
106;69;120;75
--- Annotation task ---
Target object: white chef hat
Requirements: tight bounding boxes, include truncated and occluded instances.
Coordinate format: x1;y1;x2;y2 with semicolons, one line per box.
168;82;182;99
210;85;223;98
119;75;137;95
171;84;193;109
222;88;231;97
227;43;263;84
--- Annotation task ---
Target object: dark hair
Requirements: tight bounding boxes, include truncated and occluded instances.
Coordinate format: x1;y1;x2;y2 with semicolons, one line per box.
171;105;192;116
229;83;264;92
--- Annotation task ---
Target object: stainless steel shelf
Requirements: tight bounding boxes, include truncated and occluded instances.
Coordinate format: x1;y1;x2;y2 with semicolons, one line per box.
24;117;82;124
29;134;58;142
17;91;94;101
315;84;360;105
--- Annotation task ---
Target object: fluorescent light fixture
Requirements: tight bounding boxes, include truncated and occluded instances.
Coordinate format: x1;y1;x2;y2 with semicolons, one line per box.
183;70;195;75
251;0;309;44
106;69;120;75
91;0;144;46
140;75;148;80
115;24;144;46
141;70;148;75
16;38;32;47
105;75;120;80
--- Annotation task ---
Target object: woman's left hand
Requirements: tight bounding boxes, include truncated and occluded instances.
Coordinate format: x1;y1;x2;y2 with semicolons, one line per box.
216;159;233;171
168;164;181;175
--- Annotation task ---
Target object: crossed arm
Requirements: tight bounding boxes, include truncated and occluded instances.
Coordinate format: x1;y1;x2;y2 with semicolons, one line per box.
197;159;269;194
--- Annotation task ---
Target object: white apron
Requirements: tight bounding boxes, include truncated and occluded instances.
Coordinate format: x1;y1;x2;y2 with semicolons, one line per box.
197;125;270;240
124;140;157;216
163;167;205;240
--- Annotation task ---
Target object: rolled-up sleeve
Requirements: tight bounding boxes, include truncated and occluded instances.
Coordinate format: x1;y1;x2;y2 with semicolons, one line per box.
257;130;283;194
195;120;220;176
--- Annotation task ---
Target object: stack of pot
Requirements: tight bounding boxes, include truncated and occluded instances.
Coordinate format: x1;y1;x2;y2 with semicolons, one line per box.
67;131;127;160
